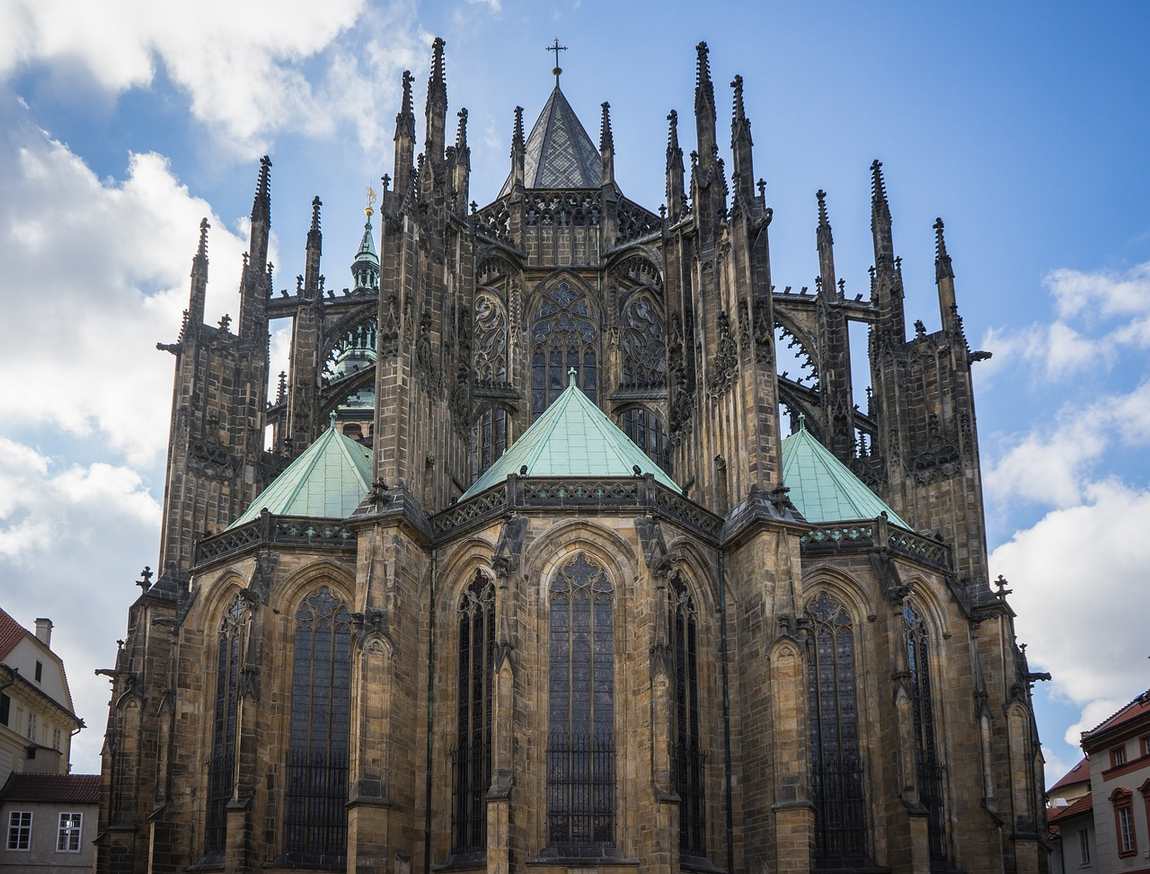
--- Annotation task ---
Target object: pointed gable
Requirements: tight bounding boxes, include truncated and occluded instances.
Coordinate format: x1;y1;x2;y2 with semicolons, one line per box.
498;86;602;196
781;419;911;527
461;374;679;499
229;420;373;528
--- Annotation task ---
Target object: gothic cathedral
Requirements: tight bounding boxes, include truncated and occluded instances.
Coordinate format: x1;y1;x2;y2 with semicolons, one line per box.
96;39;1050;874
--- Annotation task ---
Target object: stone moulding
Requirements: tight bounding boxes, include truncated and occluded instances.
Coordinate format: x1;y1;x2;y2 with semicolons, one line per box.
799;518;952;573
192;512;356;569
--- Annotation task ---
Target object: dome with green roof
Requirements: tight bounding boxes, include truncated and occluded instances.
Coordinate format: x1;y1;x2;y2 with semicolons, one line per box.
461;370;680;500
781;416;910;528
229;416;373;528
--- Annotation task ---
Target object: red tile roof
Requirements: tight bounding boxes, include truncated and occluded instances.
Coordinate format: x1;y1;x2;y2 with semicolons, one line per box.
1049;756;1090;793
1048;792;1093;824
1083;690;1150;743
0;773;100;805
0;607;29;661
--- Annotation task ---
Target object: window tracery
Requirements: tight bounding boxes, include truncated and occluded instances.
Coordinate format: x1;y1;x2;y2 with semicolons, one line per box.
619;292;666;390
670;577;705;857
620;406;671;474
470;407;508;481
547;553;615;849
805;591;868;867
903;602;947;864
452;573;495;855
205;595;249;860
531;281;598;418
283;587;352;867
473;291;509;388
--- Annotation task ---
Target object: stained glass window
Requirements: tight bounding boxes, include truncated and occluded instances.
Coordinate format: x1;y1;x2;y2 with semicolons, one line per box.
452;574;495;855
531;281;598;418
805;592;867;867
903;602;946;863
283;588;351;867
670;578;705;857
619;292;666;390
205;595;248;859
470;407;508;481
547;554;615;850
620;406;671;474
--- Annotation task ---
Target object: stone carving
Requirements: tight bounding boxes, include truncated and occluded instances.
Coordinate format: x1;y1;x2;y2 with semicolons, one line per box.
706;310;738;398
473;291;509;387
619;292;666;390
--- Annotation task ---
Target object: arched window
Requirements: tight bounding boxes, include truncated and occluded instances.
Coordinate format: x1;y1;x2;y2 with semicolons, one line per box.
620;406;671;474
619;292;666;390
283;588;352;867
531;281;598;419
205;595;249;860
670;577;705;858
903;602;946;864
452;574;495;855
547;554;615;850
470;407;508;482
805;592;867;867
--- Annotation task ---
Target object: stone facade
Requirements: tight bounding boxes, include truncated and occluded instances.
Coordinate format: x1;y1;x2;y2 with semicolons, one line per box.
96;38;1049;874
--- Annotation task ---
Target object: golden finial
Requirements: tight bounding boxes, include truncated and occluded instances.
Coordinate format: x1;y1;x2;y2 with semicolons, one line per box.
365;186;377;219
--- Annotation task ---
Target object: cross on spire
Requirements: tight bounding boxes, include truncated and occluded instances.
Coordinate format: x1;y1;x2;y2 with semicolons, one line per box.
546;38;567;85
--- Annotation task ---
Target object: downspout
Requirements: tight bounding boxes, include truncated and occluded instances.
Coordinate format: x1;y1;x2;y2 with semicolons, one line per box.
424;548;438;870
718;551;735;872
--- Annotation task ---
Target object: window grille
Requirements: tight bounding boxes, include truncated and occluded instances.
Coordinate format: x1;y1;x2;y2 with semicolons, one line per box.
6;811;31;851
205;595;248;859
670;577;705;857
547;554;615;851
451;573;495;855
806;592;869;868
531;282;598;418
56;812;82;852
282;587;352;868
904;602;947;867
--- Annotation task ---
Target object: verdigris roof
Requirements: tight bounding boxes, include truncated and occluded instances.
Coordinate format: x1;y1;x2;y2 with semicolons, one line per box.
781;418;910;527
498;85;601;197
461;371;680;499
229;418;373;528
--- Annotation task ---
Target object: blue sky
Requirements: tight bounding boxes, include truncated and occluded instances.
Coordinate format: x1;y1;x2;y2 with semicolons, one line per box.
0;0;1148;779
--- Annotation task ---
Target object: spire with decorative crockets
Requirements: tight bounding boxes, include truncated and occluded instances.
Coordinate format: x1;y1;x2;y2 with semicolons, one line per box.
665;110;685;218
452;107;470;213
393;70;416;198
935;217;958;331
816;189;839;299
304;196;322;292
510;105;525;189
599;101;615;186
425;37;447;168
352;195;379;291
870;159;894;268
240;156;270;341
730;74;755;210
188;218;209;328
694;42;717;172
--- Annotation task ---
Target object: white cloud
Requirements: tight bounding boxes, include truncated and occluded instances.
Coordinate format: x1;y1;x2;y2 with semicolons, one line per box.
1046;262;1150;320
465;0;503;12
993;481;1150;759
0;0;428;154
980;321;1110;381
0;121;273;466
0;437;162;771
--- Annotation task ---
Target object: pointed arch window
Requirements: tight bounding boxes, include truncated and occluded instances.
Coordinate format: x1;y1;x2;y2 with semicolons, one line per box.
470;407;509;482
452;573;495;856
805;592;868;868
903;602;946;864
283;587;352;867
620;406;671;474
670;576;705;858
531;281;598;419
205;595;249;860
547;554;615;851
619;292;667;390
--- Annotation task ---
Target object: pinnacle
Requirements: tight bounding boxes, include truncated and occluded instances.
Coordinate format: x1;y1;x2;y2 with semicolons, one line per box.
251;156;271;223
456;107;469;149
870;159;889;209
196;218;209;259
599;101;613;152
310;196;322;233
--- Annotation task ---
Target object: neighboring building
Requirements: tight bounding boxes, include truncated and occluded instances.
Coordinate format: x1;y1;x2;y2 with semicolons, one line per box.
1081;690;1150;872
0;772;99;873
1050;756;1092;808
0;610;83;784
96;39;1050;874
1048;793;1094;874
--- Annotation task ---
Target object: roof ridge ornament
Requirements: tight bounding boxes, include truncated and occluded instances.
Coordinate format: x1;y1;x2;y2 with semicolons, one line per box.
547;37;567;86
568;366;578;385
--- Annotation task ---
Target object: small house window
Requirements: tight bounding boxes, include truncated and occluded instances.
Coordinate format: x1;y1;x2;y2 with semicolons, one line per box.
34;660;42;683
1111;746;1127;768
0;692;9;725
56;812;82;852
1079;828;1090;865
26;711;37;742
1113;790;1137;857
7;811;32;851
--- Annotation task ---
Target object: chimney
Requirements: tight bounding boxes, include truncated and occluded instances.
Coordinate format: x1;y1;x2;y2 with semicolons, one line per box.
34;618;52;647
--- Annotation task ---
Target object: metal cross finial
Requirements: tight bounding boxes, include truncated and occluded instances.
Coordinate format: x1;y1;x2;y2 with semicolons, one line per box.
137;566;153;591
567;366;578;385
546;38;567;84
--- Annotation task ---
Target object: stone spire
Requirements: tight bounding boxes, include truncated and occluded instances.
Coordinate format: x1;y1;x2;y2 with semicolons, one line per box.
392;70;416;198
935;217;957;331
665;109;685;218
870;159;894;267
510;105;525;189
730;74;755;209
240;157;270;340
869;160;904;341
304;196;322;292
188;218;209;328
816;189;838;299
599;101;614;186
425;37;448;167
452;107;471;213
694;41;717;172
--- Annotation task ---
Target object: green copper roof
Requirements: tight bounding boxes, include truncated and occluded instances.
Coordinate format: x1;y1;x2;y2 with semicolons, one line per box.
461;371;680;500
781;417;910;527
354;216;378;265
229;417;373;528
